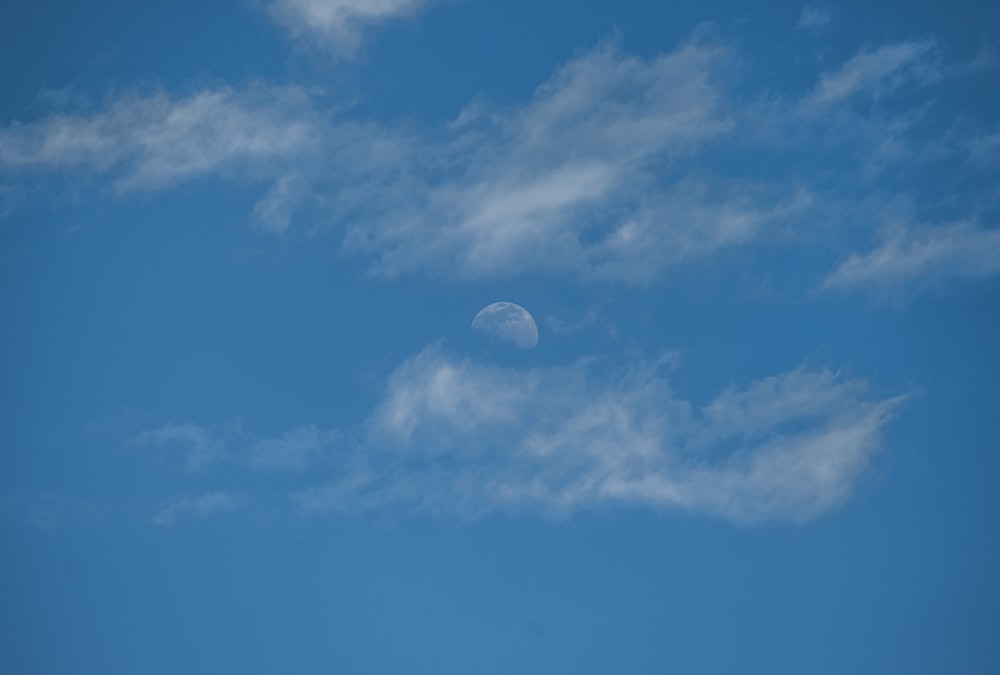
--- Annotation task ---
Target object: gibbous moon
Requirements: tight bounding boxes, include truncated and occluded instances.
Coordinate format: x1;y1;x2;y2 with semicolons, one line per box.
471;302;539;349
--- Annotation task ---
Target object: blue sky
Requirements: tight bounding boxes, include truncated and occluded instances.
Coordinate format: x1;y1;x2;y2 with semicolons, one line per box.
1;0;999;673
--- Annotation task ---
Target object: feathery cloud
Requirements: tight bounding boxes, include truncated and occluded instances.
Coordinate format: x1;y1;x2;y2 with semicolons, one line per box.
291;346;902;524
810;41;935;106
268;0;434;55
0;85;320;191
824;222;1000;292
1;36;991;294
132;342;900;524
132;421;340;473
133;422;235;472
151;491;246;526
343;41;810;282
249;424;341;471
798;7;832;30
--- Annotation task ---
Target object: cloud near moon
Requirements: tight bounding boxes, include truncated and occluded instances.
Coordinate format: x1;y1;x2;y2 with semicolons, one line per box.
471;302;539;349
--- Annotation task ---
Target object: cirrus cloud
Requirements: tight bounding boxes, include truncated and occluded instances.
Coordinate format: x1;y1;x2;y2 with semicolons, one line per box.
151;491;247;527
1;35;994;294
289;346;903;524
133;345;902;525
0;84;321;191
267;0;436;55
823;221;1000;293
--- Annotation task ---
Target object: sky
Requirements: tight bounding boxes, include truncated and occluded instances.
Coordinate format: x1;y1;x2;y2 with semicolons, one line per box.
1;0;999;673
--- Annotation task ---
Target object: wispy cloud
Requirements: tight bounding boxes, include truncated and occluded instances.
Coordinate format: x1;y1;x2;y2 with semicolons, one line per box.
132;343;900;525
823;222;1000;292
545;307;617;338
290;346;902;524
0;85;320;191
344;40;814;282
967;132;1000;166
267;0;435;55
133;422;236;472
1;35;991;294
798;6;832;30
249;424;341;471
809;41;935;106
339;38;982;288
252;173;307;234
151;491;246;527
132;421;339;472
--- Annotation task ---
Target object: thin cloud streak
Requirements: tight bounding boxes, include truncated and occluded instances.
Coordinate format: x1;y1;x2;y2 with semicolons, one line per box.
824;222;1000;292
1;36;994;293
0;85;320;191
809;41;935;106
798;7;832;30
151;491;247;527
291;346;903;524
132;421;341;473
268;0;435;55
344;40;796;282
132;345;901;524
133;422;234;472
253;173;308;234
249;425;341;471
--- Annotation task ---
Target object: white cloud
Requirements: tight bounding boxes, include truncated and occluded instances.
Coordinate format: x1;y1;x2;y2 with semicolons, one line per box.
810;41;935;106
0;85;320;191
292;346;902;524
132;421;338;472
823;222;1000;292
133;344;899;525
338;38;958;285
151;491;246;526
545;307;616;338
342;40;811;282
253;173;307;234
587;185;813;283
798;7;832;30
133;422;236;471
268;0;433;55
967;132;1000;166
2;36;990;293
249;424;341;471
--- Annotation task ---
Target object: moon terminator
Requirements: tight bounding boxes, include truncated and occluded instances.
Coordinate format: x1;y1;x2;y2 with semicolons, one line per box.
471;302;539;349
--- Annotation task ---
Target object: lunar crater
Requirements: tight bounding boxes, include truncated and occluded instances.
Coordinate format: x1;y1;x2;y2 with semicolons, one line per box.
471;302;539;349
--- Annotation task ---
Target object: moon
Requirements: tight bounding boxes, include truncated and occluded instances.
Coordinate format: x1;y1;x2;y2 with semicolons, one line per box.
471;302;539;349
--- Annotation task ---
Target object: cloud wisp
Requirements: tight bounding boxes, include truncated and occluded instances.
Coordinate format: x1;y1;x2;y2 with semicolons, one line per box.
151;491;247;527
0;38;803;283
798;7;832;30
129;345;900;525
291;347;901;524
1;35;994;293
0;84;320;195
132;421;341;473
133;422;236;472
824;222;1000;293
330;37;991;290
343;40;816;282
267;0;436;56
808;41;935;107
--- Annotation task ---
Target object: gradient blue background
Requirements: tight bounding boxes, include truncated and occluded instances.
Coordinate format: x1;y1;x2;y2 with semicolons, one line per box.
2;1;999;673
